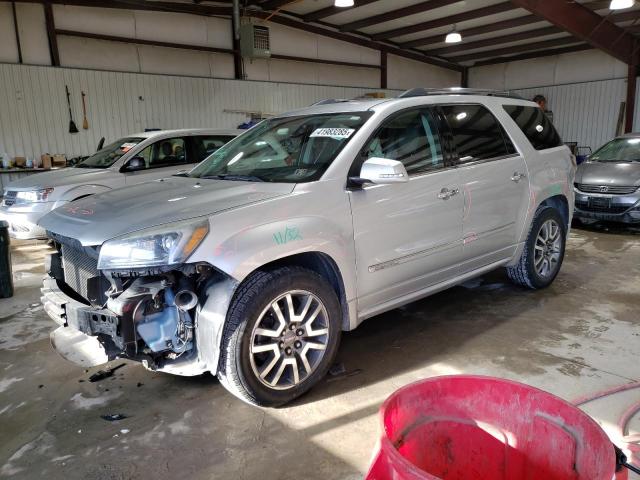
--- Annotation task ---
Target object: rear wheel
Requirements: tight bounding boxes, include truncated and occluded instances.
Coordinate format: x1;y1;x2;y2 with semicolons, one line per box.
507;206;566;289
217;267;341;407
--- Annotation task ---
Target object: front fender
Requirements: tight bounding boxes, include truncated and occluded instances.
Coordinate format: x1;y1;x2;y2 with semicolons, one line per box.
204;216;357;303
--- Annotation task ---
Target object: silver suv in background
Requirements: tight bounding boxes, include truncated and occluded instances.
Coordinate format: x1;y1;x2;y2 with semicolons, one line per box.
0;129;240;239
39;89;575;406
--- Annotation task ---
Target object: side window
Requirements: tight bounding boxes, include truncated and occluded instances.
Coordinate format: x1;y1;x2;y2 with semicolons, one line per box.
135;137;187;169
359;109;444;176
503;105;562;150
441;104;512;163
193;135;234;162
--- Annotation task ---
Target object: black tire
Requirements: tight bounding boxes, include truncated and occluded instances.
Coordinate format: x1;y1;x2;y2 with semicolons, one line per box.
507;206;566;289
217;266;341;407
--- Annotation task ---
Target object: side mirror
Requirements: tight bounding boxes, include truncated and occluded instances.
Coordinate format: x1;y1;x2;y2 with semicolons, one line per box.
123;157;145;172
352;158;409;186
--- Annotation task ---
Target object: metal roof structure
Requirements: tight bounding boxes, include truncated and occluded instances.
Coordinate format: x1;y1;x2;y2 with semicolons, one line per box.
32;0;640;72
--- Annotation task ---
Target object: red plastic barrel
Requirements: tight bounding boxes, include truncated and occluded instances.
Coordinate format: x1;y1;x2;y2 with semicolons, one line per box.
366;376;626;480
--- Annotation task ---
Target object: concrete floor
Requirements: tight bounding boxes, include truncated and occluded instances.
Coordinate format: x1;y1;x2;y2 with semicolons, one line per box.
1;224;639;479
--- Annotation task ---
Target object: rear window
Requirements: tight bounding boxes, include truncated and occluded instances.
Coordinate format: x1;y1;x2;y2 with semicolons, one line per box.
441;104;514;163
503;105;562;150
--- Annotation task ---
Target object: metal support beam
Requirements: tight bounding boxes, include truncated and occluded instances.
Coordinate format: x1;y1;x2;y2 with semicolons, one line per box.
232;0;243;80
56;30;233;55
626;63;638;133
380;49;387;89
43;2;59;66
509;0;638;65
248;10;464;72
11;2;22;64
461;67;469;88
303;0;381;22
425;26;562;57
473;44;593;67
260;0;296;11
451;37;584;64
339;0;461;32
372;1;514;40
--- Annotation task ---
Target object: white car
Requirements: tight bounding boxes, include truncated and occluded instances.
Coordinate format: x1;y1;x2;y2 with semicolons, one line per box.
0;128;241;239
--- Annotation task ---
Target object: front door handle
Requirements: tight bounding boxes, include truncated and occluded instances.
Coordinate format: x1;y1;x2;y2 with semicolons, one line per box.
511;172;526;182
438;187;460;200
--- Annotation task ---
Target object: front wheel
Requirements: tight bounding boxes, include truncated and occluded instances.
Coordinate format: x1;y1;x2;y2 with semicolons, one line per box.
217;267;341;407
507;206;567;289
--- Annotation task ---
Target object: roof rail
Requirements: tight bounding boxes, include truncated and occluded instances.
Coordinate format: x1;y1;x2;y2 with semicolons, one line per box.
398;87;524;100
310;99;352;106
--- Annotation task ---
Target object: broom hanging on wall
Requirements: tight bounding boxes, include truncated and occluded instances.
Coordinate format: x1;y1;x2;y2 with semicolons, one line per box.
65;85;79;134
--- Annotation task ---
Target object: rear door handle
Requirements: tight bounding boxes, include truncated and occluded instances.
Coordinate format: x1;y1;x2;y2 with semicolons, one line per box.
438;187;459;200
511;172;526;182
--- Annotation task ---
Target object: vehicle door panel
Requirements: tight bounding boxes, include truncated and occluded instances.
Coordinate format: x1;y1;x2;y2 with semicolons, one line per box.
439;104;530;273
348;108;464;313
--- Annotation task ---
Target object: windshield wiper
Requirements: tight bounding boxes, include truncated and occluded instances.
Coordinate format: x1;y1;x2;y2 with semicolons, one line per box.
200;174;265;182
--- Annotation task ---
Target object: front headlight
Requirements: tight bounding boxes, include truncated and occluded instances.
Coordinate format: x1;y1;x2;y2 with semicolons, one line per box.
16;188;54;203
97;218;210;269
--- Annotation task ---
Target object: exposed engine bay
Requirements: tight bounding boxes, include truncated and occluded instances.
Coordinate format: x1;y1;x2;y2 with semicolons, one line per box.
45;239;236;375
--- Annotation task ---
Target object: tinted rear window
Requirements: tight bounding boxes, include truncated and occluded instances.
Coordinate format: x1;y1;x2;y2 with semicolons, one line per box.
441;104;513;163
503;105;562;150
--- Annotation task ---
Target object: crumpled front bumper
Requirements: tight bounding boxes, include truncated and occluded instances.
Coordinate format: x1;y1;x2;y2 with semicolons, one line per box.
41;276;113;367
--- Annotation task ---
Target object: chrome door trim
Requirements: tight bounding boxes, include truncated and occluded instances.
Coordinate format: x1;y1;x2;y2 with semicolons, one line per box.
463;222;516;243
368;239;461;273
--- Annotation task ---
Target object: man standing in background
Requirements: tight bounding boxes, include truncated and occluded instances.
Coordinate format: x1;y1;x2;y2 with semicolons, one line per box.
533;94;554;123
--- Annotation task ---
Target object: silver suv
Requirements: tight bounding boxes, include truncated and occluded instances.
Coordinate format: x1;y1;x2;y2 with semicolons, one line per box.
39;89;575;406
0;129;240;239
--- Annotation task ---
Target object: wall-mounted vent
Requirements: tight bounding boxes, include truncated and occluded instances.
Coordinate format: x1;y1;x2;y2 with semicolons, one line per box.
240;20;271;59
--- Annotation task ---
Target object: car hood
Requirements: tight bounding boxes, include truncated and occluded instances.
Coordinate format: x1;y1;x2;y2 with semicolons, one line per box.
576;161;640;186
5;168;120;191
39;177;295;246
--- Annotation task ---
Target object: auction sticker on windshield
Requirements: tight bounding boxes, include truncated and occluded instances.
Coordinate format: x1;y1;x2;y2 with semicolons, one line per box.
310;128;355;139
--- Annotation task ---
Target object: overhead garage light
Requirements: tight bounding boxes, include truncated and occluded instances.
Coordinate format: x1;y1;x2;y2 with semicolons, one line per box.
610;0;634;9
445;26;462;44
335;0;354;7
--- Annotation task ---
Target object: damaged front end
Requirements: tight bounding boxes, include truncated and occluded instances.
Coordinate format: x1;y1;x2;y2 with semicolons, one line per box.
42;232;237;376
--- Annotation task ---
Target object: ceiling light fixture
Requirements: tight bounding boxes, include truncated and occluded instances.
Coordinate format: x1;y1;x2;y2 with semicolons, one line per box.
445;26;462;44
335;0;355;7
610;0;634;9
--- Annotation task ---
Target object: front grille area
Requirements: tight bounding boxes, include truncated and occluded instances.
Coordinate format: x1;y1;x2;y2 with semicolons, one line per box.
575;183;638;195
575;201;630;214
2;191;17;206
61;245;100;301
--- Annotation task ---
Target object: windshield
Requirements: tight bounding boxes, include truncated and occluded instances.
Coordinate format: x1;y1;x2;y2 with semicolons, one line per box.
76;137;144;168
188;112;372;182
590;137;640;162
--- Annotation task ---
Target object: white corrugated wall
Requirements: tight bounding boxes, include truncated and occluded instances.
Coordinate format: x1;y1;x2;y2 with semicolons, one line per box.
513;79;628;152
0;63;399;159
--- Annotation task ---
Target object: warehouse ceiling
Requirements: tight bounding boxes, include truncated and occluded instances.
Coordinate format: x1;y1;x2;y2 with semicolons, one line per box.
32;0;640;70
240;0;640;67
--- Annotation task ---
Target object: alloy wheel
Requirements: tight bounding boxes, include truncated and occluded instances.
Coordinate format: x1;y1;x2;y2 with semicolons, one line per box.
249;290;330;390
534;219;562;278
